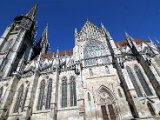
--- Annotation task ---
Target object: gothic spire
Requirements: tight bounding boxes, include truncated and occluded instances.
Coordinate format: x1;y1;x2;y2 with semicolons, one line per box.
26;3;37;21
40;24;49;53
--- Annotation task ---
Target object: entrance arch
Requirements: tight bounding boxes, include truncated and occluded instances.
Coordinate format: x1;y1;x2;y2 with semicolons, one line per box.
97;86;117;120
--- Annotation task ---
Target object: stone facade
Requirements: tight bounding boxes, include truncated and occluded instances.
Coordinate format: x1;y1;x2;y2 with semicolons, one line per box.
0;4;160;120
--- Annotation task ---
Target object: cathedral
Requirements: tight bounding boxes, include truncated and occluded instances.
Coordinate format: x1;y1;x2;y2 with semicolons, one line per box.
0;4;160;120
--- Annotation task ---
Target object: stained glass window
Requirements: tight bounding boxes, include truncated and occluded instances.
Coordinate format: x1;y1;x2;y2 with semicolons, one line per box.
37;80;45;110
70;77;77;106
84;41;107;59
21;84;29;111
134;65;153;96
45;79;52;109
126;66;143;97
61;77;67;108
14;84;24;113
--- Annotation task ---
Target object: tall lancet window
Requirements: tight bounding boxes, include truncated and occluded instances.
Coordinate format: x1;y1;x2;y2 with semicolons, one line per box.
14;84;24;113
70;77;77;106
61;77;67;108
21;84;29;112
1;38;13;52
45;79;52;109
126;66;143;97
37;80;45;110
0;87;3;99
134;65;153;96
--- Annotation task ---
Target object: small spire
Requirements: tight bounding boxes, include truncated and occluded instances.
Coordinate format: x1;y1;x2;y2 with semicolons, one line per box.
26;3;37;20
148;37;154;44
40;24;49;53
125;32;134;48
86;18;89;22
56;49;59;58
101;22;105;29
37;52;42;62
75;28;77;34
125;32;129;39
156;39;160;45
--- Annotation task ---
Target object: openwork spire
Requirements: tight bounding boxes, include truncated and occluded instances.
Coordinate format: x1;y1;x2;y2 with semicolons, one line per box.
26;4;37;20
40;25;49;53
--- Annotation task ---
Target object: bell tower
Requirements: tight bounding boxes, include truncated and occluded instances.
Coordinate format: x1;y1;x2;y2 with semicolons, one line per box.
0;4;37;77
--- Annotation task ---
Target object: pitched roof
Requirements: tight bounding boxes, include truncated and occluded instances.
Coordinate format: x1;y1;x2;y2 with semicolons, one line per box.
33;38;146;60
33;49;73;60
116;38;146;47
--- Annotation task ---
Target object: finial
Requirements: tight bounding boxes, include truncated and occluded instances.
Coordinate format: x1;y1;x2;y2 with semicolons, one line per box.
125;32;129;38
56;48;59;58
101;22;105;29
156;39;160;45
148;36;154;44
75;28;77;34
86;18;89;21
26;3;38;20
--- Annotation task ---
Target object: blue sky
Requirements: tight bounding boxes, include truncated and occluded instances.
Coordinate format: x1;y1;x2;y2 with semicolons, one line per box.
0;0;160;52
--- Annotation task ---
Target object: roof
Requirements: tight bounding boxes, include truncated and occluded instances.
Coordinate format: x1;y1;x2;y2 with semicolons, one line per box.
33;49;73;60
116;38;146;47
33;38;146;60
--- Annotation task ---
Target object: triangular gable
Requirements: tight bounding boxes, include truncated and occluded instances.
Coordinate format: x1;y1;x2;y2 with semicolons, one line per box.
76;20;105;41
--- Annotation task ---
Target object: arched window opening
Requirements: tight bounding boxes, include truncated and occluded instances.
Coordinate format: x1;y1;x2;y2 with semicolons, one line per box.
88;92;91;101
126;66;143;97
70;77;77;106
14;84;24;113
37;80;45;110
108;104;116;120
61;77;67;108
134;65;153;96
147;102;156;116
118;89;122;98
105;66;110;74
89;68;93;76
1;39;13;52
99;86;116;120
22;84;29;112
0;87;3;99
101;105;109;120
45;79;52;109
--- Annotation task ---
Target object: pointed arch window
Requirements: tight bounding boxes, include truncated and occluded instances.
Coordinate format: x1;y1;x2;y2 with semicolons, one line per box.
134;65;153;96
21;84;29;111
45;79;52;109
70;77;77;106
0;87;3;99
105;66;110;74
14;84;24;113
37;80;45;110
88;92;91;101
89;68;93;76
126;66;143;97
1;38;13;52
118;88;122;98
61;77;67;108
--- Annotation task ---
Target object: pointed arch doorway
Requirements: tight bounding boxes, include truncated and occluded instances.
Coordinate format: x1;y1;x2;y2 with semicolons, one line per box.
97;86;117;120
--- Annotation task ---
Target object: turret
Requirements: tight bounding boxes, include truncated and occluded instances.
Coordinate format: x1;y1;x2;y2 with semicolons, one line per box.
32;25;49;59
0;4;37;77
